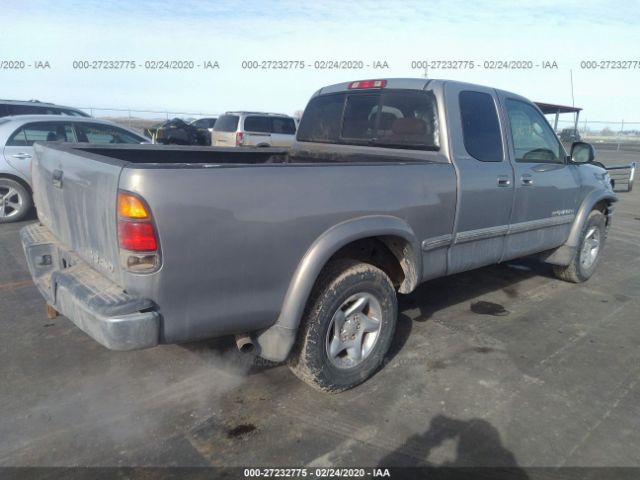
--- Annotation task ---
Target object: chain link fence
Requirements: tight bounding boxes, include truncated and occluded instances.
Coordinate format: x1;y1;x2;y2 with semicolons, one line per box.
79;107;222;134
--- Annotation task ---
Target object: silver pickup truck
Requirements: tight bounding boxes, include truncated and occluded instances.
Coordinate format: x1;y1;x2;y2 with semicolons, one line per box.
22;78;620;392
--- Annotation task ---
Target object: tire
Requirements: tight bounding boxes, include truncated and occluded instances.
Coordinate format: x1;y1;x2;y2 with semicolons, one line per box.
553;210;607;283
0;177;32;223
289;259;397;392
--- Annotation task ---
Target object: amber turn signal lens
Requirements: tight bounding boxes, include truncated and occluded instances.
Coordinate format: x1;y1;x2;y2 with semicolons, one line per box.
118;191;149;219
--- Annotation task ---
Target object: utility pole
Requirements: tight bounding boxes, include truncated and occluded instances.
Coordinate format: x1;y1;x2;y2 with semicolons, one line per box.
570;69;577;127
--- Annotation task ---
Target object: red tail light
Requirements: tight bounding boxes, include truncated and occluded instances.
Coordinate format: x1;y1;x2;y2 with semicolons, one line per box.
235;131;244;146
118;221;157;251
118;190;159;256
348;79;387;89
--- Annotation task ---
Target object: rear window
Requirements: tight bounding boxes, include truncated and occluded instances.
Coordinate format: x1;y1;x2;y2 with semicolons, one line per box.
213;115;239;132
297;95;344;142
244;116;270;133
297;90;439;150
271;117;296;134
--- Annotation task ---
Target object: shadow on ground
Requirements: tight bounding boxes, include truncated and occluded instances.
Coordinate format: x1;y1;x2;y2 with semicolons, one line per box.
179;256;554;379
378;414;529;478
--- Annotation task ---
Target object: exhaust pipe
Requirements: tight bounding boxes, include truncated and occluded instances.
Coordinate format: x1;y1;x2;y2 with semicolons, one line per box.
235;333;255;354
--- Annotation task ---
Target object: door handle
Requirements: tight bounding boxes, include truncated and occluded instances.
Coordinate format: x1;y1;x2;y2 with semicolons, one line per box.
11;153;32;160
497;175;511;187
521;174;534;186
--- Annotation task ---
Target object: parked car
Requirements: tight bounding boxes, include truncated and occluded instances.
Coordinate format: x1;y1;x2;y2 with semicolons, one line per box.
0;99;89;118
560;127;581;143
150;118;212;146
0;115;149;223
212;111;297;147
22;78;619;392
190;117;217;132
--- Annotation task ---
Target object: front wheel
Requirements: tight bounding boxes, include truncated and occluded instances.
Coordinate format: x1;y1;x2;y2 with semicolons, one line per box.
289;259;397;392
553;209;607;283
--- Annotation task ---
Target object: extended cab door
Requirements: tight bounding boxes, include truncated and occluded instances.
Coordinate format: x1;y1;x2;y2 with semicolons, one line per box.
445;84;514;274
497;94;580;260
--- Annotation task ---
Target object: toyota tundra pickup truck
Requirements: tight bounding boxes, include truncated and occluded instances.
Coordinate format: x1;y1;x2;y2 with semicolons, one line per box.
21;78;618;392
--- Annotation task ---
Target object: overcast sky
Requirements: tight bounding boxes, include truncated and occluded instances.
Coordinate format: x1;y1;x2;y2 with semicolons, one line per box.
1;0;639;125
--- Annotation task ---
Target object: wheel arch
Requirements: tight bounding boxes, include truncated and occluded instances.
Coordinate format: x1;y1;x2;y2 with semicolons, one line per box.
542;190;616;266
255;215;421;361
0;172;32;195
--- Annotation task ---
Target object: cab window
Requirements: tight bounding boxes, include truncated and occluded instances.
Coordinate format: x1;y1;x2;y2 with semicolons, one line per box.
459;91;503;162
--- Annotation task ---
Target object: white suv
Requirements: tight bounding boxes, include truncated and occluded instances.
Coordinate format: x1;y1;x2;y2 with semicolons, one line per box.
212;112;297;148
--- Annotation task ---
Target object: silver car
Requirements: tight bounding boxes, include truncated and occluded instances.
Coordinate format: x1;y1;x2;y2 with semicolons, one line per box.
0;115;149;223
0;99;90;118
212;111;297;148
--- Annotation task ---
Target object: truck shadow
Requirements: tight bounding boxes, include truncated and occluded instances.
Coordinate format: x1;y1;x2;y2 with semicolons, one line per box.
182;256;557;375
378;414;529;478
398;256;552;324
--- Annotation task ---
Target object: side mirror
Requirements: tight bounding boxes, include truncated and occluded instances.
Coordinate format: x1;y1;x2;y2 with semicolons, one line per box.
571;141;595;164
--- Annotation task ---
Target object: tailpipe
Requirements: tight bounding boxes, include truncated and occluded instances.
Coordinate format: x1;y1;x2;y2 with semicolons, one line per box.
235;333;255;354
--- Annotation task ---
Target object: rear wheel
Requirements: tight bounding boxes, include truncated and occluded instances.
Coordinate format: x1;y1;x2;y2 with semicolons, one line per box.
553;210;606;283
289;259;397;392
0;178;32;223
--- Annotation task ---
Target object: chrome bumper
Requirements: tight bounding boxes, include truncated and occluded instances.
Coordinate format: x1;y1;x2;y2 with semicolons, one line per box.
20;223;159;351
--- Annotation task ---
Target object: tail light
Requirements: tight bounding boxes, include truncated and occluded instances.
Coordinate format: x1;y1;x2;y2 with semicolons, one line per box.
117;191;160;272
348;79;387;89
235;131;244;146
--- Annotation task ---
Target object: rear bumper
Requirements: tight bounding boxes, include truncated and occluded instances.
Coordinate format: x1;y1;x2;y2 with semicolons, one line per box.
20;223;159;350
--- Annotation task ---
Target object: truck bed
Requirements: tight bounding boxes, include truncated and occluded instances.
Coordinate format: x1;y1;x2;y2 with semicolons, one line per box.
30;142;456;346
70;144;289;165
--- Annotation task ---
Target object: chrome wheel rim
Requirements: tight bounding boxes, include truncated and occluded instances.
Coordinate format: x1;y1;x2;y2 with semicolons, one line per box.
580;226;600;269
0;185;23;219
325;292;382;369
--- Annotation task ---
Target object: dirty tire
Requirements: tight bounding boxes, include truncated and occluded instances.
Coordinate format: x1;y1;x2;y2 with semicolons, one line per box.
553;210;607;283
289;259;397;393
0;177;32;223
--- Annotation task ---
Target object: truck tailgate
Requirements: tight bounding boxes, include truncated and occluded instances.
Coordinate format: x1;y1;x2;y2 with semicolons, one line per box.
32;143;123;283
